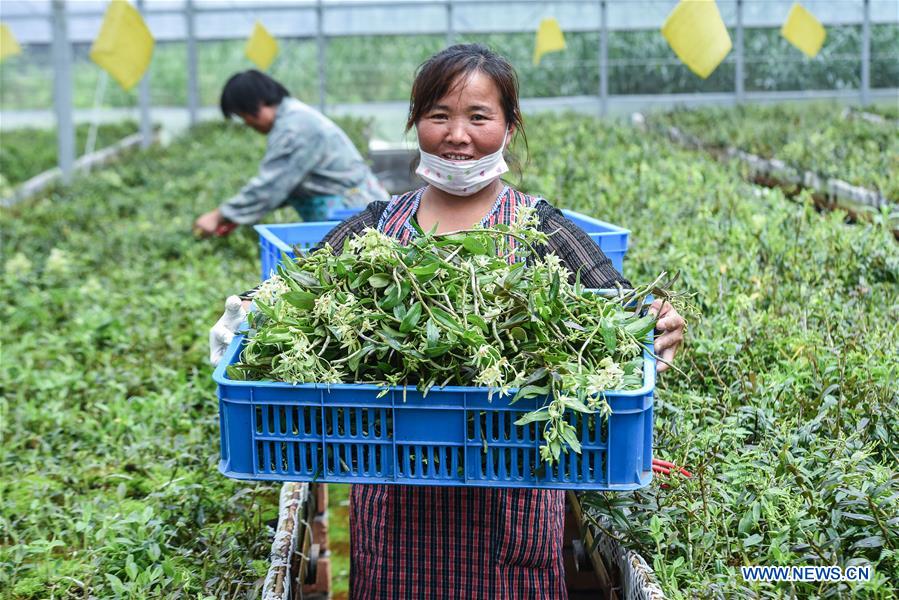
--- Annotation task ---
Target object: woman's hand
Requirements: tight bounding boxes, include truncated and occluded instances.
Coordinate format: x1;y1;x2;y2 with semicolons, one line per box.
194;207;235;238
649;299;686;374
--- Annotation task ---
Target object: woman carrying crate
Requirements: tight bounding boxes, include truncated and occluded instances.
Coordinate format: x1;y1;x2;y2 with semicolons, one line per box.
193;70;389;237
210;45;685;598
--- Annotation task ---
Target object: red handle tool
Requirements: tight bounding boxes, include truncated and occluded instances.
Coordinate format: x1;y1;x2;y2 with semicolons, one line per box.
652;458;692;487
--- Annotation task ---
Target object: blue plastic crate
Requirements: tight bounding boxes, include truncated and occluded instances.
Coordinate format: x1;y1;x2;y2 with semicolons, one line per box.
214;331;654;490
254;222;340;281
255;208;630;281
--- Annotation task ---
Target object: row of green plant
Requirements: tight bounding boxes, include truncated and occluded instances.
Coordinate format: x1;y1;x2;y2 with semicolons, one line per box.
517;113;898;598
0;114;370;199
2;23;896;111
0;121;137;192
652;102;899;201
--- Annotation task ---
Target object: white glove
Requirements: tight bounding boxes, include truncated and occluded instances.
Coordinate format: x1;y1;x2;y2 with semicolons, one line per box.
210;295;248;366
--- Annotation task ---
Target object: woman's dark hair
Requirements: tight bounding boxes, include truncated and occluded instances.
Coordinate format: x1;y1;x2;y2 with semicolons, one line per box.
220;70;290;119
406;44;527;167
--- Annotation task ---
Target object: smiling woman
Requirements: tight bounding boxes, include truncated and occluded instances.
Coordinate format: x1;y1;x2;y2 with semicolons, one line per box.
308;44;683;600
208;43;685;600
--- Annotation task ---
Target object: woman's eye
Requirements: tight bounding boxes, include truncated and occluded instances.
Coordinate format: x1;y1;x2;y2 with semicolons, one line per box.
430;113;448;120
471;114;487;121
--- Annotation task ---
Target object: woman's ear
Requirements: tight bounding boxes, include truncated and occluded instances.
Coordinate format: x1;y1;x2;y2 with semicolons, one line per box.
505;123;516;148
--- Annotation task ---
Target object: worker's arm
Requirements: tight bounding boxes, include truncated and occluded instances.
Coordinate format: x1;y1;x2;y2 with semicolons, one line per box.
219;129;326;225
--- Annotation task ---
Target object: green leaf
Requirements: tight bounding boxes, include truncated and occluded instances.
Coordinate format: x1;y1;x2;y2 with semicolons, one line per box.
510;326;527;341
625;314;656;338
561;395;594;413
560;426;582;454
425;318;440;346
743;534;764;548
600;320;617;353
291;271;321;288
393;304;407;321
512;383;550;402
106;574;125;594
282;291;316;310
350;268;373;289
125;556;139;580
462;236;488;255
504;262;526;287
499;313;529;329
148;543;161;561
549;270;560;302
410;262;439;280
380;283;403;309
400;302;423;333
853;535;885;549
431;307;464;333
514;408;552;425
347;344;375;371
737;512;755;535
398;280;412;303
423;343;452;358
377;331;405;353
521;367;548;386
467;313;488;332
368;273;391;288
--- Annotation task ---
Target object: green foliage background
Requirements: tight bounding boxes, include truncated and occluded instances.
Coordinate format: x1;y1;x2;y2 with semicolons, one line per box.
0;122;137;190
1;25;896;110
1;105;897;598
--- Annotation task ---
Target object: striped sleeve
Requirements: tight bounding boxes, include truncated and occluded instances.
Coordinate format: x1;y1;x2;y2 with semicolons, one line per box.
534;200;631;290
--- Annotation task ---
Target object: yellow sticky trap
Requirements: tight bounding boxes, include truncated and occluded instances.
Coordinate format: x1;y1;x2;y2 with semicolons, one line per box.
661;0;732;79
245;22;279;71
1;23;22;62
781;3;826;58
533;18;566;66
89;0;154;91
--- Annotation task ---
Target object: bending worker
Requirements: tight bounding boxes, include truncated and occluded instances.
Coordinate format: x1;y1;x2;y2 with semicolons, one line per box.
194;70;389;236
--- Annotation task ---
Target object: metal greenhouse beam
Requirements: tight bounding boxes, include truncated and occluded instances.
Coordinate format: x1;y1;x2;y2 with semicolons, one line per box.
735;0;744;104
317;0;327;113
446;0;455;47
861;0;871;106
599;0;608;117
137;0;152;148
52;0;75;183
186;0;199;126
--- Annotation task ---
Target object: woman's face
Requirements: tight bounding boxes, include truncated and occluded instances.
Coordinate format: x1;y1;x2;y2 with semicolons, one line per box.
417;71;513;161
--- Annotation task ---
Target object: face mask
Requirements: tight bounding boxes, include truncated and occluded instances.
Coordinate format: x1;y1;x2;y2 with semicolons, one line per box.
416;130;509;196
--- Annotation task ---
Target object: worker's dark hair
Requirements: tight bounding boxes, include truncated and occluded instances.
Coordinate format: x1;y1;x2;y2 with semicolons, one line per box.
405;44;527;173
220;70;290;119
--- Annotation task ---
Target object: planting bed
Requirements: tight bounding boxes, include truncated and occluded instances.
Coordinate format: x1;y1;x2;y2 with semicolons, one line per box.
654;103;899;203
0;122;138;193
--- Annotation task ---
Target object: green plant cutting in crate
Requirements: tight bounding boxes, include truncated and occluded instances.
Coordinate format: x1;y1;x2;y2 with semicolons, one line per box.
229;207;669;465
